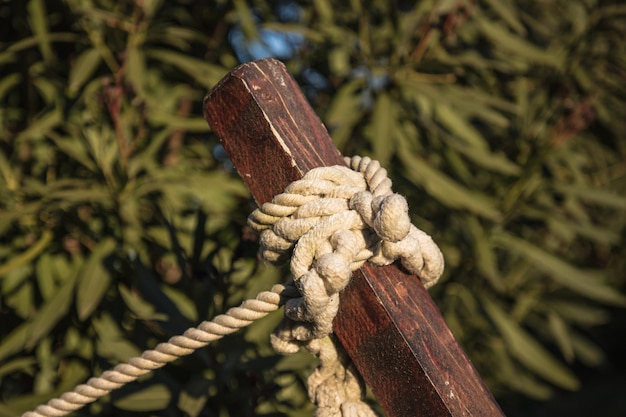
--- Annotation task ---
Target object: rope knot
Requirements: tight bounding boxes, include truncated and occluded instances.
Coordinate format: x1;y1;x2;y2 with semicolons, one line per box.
248;155;444;350
248;155;444;417
350;191;411;242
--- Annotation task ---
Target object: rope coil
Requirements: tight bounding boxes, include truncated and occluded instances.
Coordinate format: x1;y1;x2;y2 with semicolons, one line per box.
21;156;444;417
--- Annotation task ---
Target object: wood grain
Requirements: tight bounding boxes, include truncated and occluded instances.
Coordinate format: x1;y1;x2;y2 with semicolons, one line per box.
203;58;505;417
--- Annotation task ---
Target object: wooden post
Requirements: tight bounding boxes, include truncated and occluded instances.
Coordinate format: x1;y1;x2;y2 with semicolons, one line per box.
203;58;505;417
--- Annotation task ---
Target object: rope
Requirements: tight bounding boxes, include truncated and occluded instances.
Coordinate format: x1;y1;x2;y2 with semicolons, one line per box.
21;283;299;417
21;155;444;417
248;155;444;416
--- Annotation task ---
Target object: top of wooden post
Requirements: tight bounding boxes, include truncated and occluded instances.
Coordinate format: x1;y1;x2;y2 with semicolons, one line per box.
203;58;505;417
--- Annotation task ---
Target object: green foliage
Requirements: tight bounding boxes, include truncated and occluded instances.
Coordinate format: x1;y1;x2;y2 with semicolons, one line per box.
0;1;311;416
1;0;625;416
281;0;626;400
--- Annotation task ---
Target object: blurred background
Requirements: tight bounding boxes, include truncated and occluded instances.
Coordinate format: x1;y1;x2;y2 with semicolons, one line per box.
1;1;625;416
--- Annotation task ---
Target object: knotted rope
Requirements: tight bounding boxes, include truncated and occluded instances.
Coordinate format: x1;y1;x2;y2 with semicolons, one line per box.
249;155;444;416
21;156;444;417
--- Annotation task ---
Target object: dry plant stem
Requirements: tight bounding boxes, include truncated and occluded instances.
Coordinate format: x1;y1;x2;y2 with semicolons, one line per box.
105;2;150;171
164;96;193;167
105;67;129;169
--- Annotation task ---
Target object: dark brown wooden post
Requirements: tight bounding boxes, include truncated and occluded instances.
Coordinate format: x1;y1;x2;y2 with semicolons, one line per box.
203;58;505;417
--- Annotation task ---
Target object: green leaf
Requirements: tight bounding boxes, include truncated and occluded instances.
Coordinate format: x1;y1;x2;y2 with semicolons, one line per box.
178;378;212;417
6;279;35;319
482;0;526;35
483;297;580;390
5;32;76;55
68;48;102;96
0;357;37;378
26;0;53;62
328;47;350;77
118;284;169;321
435;103;489;151
0;151;17;192
25;270;78;350
0;391;58;417
47;187;113;208
554;184;626;210
76;237;117;321
125;47;147;99
35;252;56;300
146;111;211;132
312;0;334;24
33;72;59;105
57;359;90;392
47;132;98;172
0;73;22;101
548;312;574;362
0;230;53;277
1;262;32;296
14;106;63;143
0;323;30;362
477;18;563;69
134;263;196;337
549;300;609;326
161;285;198;322
398;143;501;220
0;360;90;415
325;79;365;149
445;139;520;176
547;217;620;245
369;92;395;165
141;0;162;21
489;338;554;399
570;331;605;367
114;384;171;411
233;0;258;38
263;23;325;43
145;48;227;89
466;217;504;291
443;84;519;118
92;313;142;362
494;232;626;306
34;337;56;393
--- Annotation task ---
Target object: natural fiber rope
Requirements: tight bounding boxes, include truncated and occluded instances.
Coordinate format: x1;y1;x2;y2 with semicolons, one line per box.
21;155;444;417
250;155;443;351
21;283;299;417
248;155;444;416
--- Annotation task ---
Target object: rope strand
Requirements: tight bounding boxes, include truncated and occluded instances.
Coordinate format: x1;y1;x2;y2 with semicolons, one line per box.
21;283;298;417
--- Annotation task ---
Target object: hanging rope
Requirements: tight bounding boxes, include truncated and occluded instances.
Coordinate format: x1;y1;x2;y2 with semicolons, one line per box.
21;156;444;417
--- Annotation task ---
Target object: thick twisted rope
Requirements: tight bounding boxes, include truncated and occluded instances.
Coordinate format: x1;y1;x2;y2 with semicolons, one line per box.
21;283;299;417
22;155;444;417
